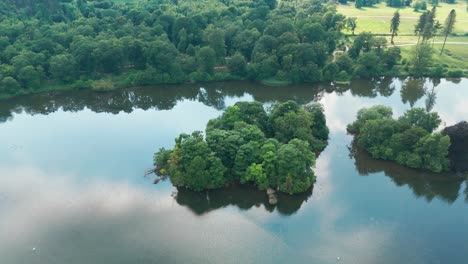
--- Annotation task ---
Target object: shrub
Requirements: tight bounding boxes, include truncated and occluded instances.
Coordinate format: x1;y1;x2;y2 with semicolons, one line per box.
91;79;114;92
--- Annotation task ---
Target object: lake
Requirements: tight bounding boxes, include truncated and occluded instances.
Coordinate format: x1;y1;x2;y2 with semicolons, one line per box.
1;77;467;264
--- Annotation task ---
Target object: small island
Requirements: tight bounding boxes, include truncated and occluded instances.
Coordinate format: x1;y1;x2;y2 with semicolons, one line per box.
154;101;329;195
347;105;451;173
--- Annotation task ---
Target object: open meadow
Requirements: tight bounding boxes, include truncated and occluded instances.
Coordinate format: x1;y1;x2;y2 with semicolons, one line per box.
338;2;468;35
339;2;468;74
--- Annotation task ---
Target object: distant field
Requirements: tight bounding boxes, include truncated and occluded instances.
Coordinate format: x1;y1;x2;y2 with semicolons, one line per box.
339;2;468;74
338;2;468;35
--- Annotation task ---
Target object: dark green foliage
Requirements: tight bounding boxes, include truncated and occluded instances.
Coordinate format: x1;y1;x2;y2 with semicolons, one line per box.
398;107;441;133
410;44;433;77
347;105;393;134
0;0;353;98
155;132;227;191
154;101;329;194
348;105;450;173
0;76;20;94
277;139;316;194
49;54;78;82
227;53;247;76
0;0;408;98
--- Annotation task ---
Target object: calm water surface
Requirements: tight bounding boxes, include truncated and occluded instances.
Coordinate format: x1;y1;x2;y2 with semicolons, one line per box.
1;78;467;264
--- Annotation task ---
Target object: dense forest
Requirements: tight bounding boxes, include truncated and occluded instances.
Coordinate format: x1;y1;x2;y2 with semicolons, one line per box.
154;101;329;194
0;0;412;98
347;105;451;173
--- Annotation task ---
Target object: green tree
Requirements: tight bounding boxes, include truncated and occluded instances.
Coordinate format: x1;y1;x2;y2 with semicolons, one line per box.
440;9;456;55
203;26;226;61
414;133;450;172
17;66;42;89
305;103;329;141
415;11;428;43
354;51;383;77
197;46;216;74
49;54;77;82
242;163;269;190
421;7;437;43
382;47;402;69
301;23;326;42
410;44;433;76
398;108;441;133
335;53;354;74
234;141;262;179
0;76;20;94
70;36;96;72
390;11;400;44
347;105;393;134
227;53;247;76
355;0;364;8
277;139;316;194
165;132;227;191
145;39;180;73
346;17;358;36
322;62;340;81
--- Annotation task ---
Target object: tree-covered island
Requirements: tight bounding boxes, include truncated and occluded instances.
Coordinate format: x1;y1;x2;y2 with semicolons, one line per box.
154;101;329;195
347;105;451;173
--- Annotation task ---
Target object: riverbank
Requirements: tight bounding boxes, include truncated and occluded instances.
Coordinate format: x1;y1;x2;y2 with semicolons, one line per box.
1;70;466;101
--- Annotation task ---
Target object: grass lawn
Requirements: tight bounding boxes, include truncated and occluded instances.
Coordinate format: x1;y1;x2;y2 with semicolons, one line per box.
339;2;468;74
400;44;468;72
338;2;468;35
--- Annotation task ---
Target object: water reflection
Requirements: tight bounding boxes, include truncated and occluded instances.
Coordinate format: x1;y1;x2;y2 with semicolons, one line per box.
0;167;293;264
348;77;396;98
0;79;408;124
175;185;313;216
349;142;464;204
1;78;468;264
400;78;426;107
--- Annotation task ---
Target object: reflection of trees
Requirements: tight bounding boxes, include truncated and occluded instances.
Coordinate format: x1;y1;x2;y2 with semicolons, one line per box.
465;180;468;202
349;141;463;204
400;78;426;107
175;184;313;216
0;81;329;123
425;86;437;112
425;78;441;112
447;78;462;84
347;77;396;98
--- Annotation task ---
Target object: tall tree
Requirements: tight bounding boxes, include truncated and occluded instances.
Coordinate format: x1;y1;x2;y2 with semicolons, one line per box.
410;44;433;76
390;11;400;44
346;17;357;36
414;12;428;43
440;9;456;55
355;0;364;8
421;7;437;43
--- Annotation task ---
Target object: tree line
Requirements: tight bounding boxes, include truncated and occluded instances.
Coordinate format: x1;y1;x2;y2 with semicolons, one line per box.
0;0;409;98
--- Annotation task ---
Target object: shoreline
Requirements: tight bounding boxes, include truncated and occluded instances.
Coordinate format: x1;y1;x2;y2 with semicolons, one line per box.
1;75;466;101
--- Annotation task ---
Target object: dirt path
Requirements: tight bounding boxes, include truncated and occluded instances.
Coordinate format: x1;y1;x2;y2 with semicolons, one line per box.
393;41;468;46
332;46;349;62
353;15;468;22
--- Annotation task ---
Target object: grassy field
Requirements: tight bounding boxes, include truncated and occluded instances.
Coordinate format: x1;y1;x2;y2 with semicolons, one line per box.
338;2;468;35
339;2;468;75
400;44;468;71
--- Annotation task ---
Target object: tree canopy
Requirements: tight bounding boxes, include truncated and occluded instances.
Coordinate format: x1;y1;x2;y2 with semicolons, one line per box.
347;105;450;173
154;101;329;194
0;0;408;99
